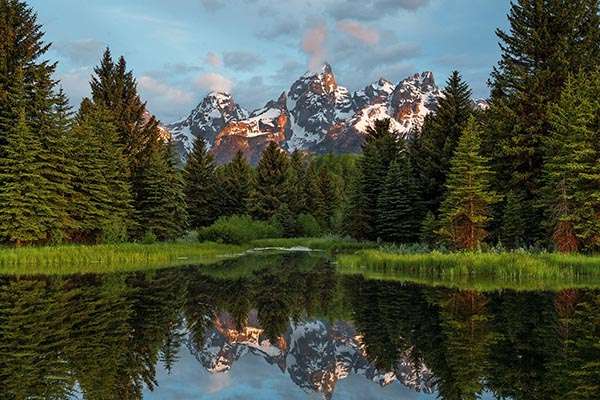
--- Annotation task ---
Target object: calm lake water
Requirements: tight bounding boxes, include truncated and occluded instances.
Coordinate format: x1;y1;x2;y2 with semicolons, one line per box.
1;251;598;399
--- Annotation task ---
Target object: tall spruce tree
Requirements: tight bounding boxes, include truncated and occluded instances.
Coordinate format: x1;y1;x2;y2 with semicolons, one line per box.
251;142;289;220
90;49;161;168
133;144;186;241
184;137;218;228
415;71;473;213
286;150;308;216
316;168;339;231
347;119;399;240
487;0;600;240
500;190;526;250
376;155;423;243
70;103;133;243
541;73;600;252
439;117;499;250
217;150;254;217
0;69;51;245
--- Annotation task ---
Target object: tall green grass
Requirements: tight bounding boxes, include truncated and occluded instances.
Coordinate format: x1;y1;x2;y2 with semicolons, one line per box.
336;249;600;290
0;242;246;275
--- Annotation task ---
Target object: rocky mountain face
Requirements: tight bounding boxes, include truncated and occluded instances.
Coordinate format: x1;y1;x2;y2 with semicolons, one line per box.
186;312;435;399
166;92;248;156
168;64;446;163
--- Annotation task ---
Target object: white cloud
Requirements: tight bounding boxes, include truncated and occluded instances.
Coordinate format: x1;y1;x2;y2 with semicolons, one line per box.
196;73;234;93
336;20;379;45
139;75;194;105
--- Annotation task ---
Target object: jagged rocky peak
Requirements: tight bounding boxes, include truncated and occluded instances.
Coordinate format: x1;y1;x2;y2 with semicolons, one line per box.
211;92;290;165
352;78;396;109
166;91;248;156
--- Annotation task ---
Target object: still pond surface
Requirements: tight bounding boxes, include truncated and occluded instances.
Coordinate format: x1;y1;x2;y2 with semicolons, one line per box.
0;251;598;399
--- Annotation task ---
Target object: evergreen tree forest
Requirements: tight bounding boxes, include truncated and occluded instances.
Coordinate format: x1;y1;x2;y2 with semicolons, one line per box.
1;0;600;254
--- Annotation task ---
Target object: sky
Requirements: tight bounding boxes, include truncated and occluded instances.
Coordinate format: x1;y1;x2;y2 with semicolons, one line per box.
30;0;511;123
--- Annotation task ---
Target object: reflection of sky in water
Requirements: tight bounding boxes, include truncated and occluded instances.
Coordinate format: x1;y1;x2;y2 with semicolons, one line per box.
144;348;437;400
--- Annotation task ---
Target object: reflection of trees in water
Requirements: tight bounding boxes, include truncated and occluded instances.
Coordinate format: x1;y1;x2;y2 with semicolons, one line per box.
0;255;599;399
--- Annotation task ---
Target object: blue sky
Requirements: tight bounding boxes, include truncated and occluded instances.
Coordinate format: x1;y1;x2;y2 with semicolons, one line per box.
30;0;510;123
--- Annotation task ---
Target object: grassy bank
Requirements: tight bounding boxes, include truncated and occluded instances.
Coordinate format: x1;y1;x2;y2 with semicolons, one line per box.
0;236;362;276
0;242;247;275
336;249;600;290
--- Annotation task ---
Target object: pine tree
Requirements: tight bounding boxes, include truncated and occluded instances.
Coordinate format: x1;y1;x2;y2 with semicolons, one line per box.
184;137;218;228
133;145;185;241
316;168;339;231
70;103;133;242
0;69;51;245
439;117;499;250
376;155;423;243
500;190;526;250
303;162;322;216
541;73;600;252
217;150;253;217
487;0;600;239
250;142;289;220
416;71;473;213
90;49;160;167
420;211;439;247
286;150;308;216
347;119;399;240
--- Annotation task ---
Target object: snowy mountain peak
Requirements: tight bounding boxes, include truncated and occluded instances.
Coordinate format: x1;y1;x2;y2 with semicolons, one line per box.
168;66;447;163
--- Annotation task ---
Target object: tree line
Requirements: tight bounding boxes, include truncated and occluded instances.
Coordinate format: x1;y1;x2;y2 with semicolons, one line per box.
2;0;600;253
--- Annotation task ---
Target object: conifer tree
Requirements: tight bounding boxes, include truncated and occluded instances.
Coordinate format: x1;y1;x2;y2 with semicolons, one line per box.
217;151;254;217
347;119;399;240
303;162;322;217
184;137;218;228
70;103;133;243
487;0;600;239
541;73;600;252
0;69;51;245
90;48;160;167
316;168;339;231
416;71;473;213
500;190;526;250
286;150;308;216
134;145;186;241
439;117;499;250
250;142;289;220
420;211;439;248
376;155;423;243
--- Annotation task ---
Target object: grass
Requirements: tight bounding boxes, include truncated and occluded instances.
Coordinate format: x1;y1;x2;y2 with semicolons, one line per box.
0;242;247;275
0;236;365;276
336;249;600;291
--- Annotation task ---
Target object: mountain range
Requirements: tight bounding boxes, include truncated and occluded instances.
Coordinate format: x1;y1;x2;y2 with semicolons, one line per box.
166;64;483;164
186;312;435;399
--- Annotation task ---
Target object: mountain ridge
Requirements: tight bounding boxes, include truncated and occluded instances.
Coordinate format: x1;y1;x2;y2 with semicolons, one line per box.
166;64;482;163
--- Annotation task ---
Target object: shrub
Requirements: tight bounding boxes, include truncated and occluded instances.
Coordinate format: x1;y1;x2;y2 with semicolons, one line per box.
197;215;282;244
297;214;322;237
142;230;158;244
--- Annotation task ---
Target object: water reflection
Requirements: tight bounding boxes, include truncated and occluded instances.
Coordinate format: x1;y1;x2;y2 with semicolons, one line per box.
0;252;598;399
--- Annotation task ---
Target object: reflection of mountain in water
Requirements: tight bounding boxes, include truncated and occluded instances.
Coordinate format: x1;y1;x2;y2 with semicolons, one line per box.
188;311;434;399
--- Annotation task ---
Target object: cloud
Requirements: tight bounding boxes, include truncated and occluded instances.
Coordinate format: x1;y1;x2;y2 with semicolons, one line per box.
205;52;222;67
200;0;225;12
139;76;194;105
196;73;234;93
302;22;328;72
336;20;379;45
57;67;92;105
53;39;105;65
255;18;301;39
328;0;431;21
223;51;265;72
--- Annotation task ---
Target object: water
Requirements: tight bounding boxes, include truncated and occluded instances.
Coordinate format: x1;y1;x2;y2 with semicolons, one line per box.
0;251;598;399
